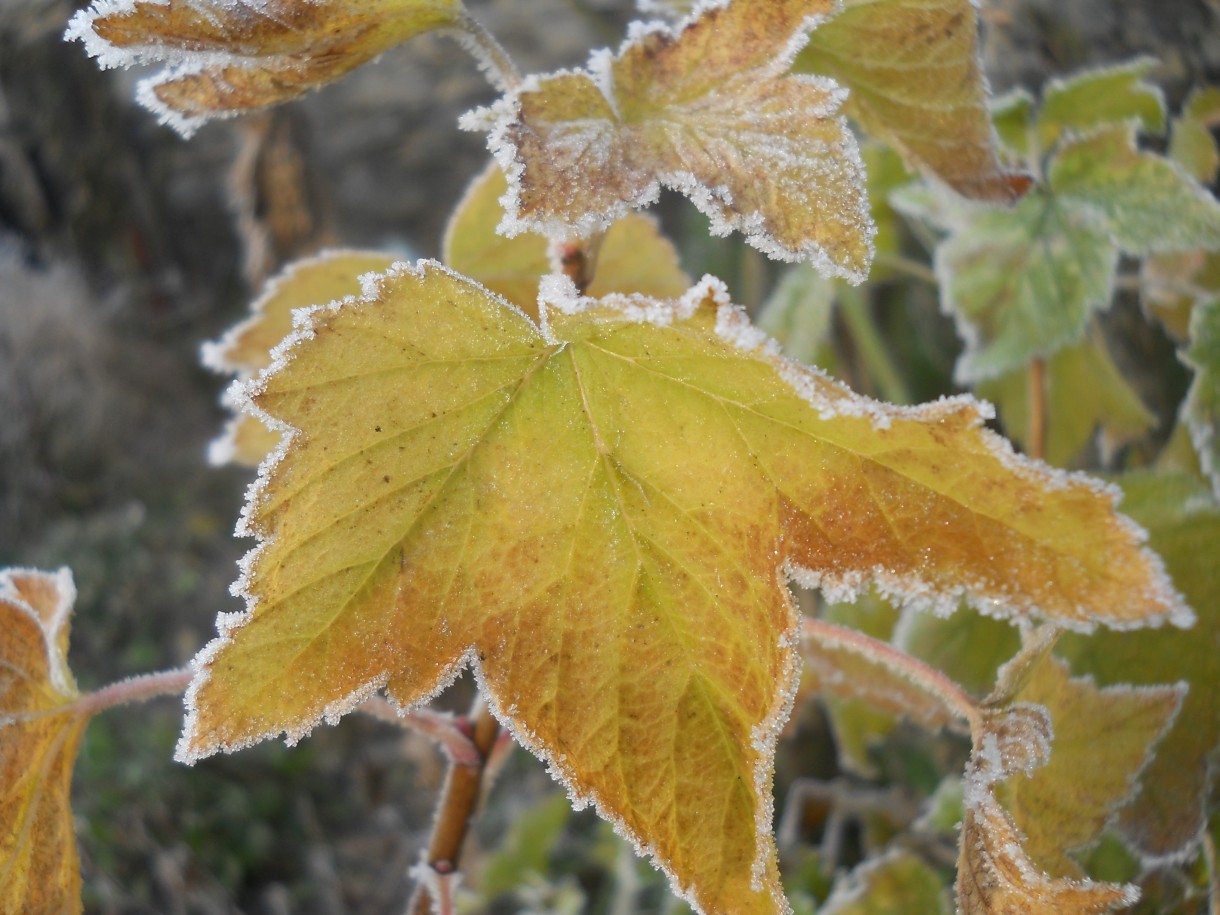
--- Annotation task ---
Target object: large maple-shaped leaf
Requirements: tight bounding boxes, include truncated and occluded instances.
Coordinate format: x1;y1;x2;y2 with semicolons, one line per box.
0;568;88;914
1057;473;1220;862
66;0;461;135
481;0;875;282
182;262;1187;914
796;0;1029;202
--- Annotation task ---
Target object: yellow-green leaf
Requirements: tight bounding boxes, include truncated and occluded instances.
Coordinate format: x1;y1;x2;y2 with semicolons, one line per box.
1169;87;1220;184
956;703;1138;914
935;190;1118;382
1183;297;1220;496
181;263;1188;914
997;655;1184;877
66;0;462;135
443;163;689;320
1050;125;1220;256
978;332;1154;468
820;849;951;915
484;0;875;282
896;606;1021;698
0;568;88;915
797;0;1030;202
203;249;398;467
1057;473;1220;862
1037;58;1167;150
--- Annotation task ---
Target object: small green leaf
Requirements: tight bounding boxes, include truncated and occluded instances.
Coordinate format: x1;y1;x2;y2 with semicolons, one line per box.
1169;87;1220;184
756;265;837;368
935;190;1117;382
1037;58;1166;149
990;88;1036;157
1183;297;1220;496
1050;125;1220;256
895;607;1021;698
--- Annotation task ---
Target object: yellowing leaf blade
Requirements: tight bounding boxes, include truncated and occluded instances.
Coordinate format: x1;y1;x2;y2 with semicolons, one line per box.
488;0;875;281
0;568;88;915
184;263;1189;914
798;0;1031;202
998;656;1184;876
1057;473;1220;862
66;0;462;134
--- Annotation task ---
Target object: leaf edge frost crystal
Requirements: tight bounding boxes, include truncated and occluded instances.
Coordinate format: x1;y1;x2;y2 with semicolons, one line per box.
176;261;1191;915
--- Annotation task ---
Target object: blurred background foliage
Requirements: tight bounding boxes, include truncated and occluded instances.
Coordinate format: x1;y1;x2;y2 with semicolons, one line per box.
1;0;1219;911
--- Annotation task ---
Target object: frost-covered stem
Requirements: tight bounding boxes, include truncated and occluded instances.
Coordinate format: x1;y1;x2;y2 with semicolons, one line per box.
452;11;521;92
1028;356;1047;461
408;695;502;915
838;285;910;405
801;616;982;732
557;232;605;294
73;667;193;717
357;698;482;767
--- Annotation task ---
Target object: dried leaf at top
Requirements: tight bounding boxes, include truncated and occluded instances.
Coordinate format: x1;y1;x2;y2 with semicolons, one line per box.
797;0;1030;201
443;163;689;320
180;262;1186;914
66;0;462;135
0;568;88;915
485;0;875;282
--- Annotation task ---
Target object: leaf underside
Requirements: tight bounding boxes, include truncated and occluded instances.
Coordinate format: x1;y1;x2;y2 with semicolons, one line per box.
182;262;1186;915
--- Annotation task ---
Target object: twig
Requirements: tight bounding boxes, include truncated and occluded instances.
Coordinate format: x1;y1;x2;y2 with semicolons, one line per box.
801;616;981;733
556;232;606;295
408;695;502;915
838;284;911;405
357;697;482;767
451;11;521;92
73;667;193;717
1028;356;1047;461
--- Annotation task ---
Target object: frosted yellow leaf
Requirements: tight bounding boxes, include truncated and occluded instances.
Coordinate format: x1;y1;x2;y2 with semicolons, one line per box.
957;703;1138;915
0;568;87;915
483;0;875;282
203;249;398;467
997;655;1183;877
181;263;1187;914
443;163;689;320
66;0;462;135
797;0;1031;202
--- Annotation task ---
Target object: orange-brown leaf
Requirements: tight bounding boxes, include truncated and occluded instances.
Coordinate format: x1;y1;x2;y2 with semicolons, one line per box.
798;0;1030;202
484;0;874;281
67;0;461;135
0;568;88;915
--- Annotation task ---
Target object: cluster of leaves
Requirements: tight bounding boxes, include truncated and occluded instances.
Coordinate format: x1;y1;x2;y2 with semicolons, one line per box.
2;0;1218;913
